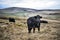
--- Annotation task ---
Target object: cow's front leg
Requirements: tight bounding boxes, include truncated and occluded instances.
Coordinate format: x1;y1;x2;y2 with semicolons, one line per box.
38;27;40;33
33;27;35;33
28;28;32;33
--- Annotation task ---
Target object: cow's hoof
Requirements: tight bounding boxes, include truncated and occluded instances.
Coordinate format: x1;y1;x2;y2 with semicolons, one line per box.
33;32;35;33
28;32;31;33
38;31;40;33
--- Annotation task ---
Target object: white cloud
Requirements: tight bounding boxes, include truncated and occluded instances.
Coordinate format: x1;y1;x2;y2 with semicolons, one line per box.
0;0;59;9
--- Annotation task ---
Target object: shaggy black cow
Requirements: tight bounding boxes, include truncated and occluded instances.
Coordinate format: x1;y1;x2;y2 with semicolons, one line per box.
27;15;48;33
9;18;15;23
27;15;42;33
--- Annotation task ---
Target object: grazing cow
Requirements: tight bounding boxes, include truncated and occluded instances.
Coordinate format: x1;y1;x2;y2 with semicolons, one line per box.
27;15;42;33
9;18;15;23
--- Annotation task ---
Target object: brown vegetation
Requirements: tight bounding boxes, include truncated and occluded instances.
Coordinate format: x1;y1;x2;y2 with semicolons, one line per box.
0;18;60;40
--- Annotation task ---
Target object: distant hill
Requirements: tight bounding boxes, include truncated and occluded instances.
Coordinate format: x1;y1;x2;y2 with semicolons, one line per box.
0;7;38;13
0;7;60;13
0;7;60;17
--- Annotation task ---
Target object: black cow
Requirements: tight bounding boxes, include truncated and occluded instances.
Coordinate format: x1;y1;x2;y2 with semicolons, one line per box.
27;15;48;33
9;18;15;23
27;15;42;33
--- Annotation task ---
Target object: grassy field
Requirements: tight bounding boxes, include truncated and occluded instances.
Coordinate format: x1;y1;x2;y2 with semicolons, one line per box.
0;17;60;40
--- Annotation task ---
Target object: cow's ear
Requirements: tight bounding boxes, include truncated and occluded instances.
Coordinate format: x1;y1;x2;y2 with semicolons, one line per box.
34;16;37;18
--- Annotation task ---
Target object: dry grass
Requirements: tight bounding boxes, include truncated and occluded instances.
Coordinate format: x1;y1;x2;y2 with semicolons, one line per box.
0;18;60;40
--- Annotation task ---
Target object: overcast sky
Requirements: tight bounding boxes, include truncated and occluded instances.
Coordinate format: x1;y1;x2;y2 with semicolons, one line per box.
0;0;60;9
